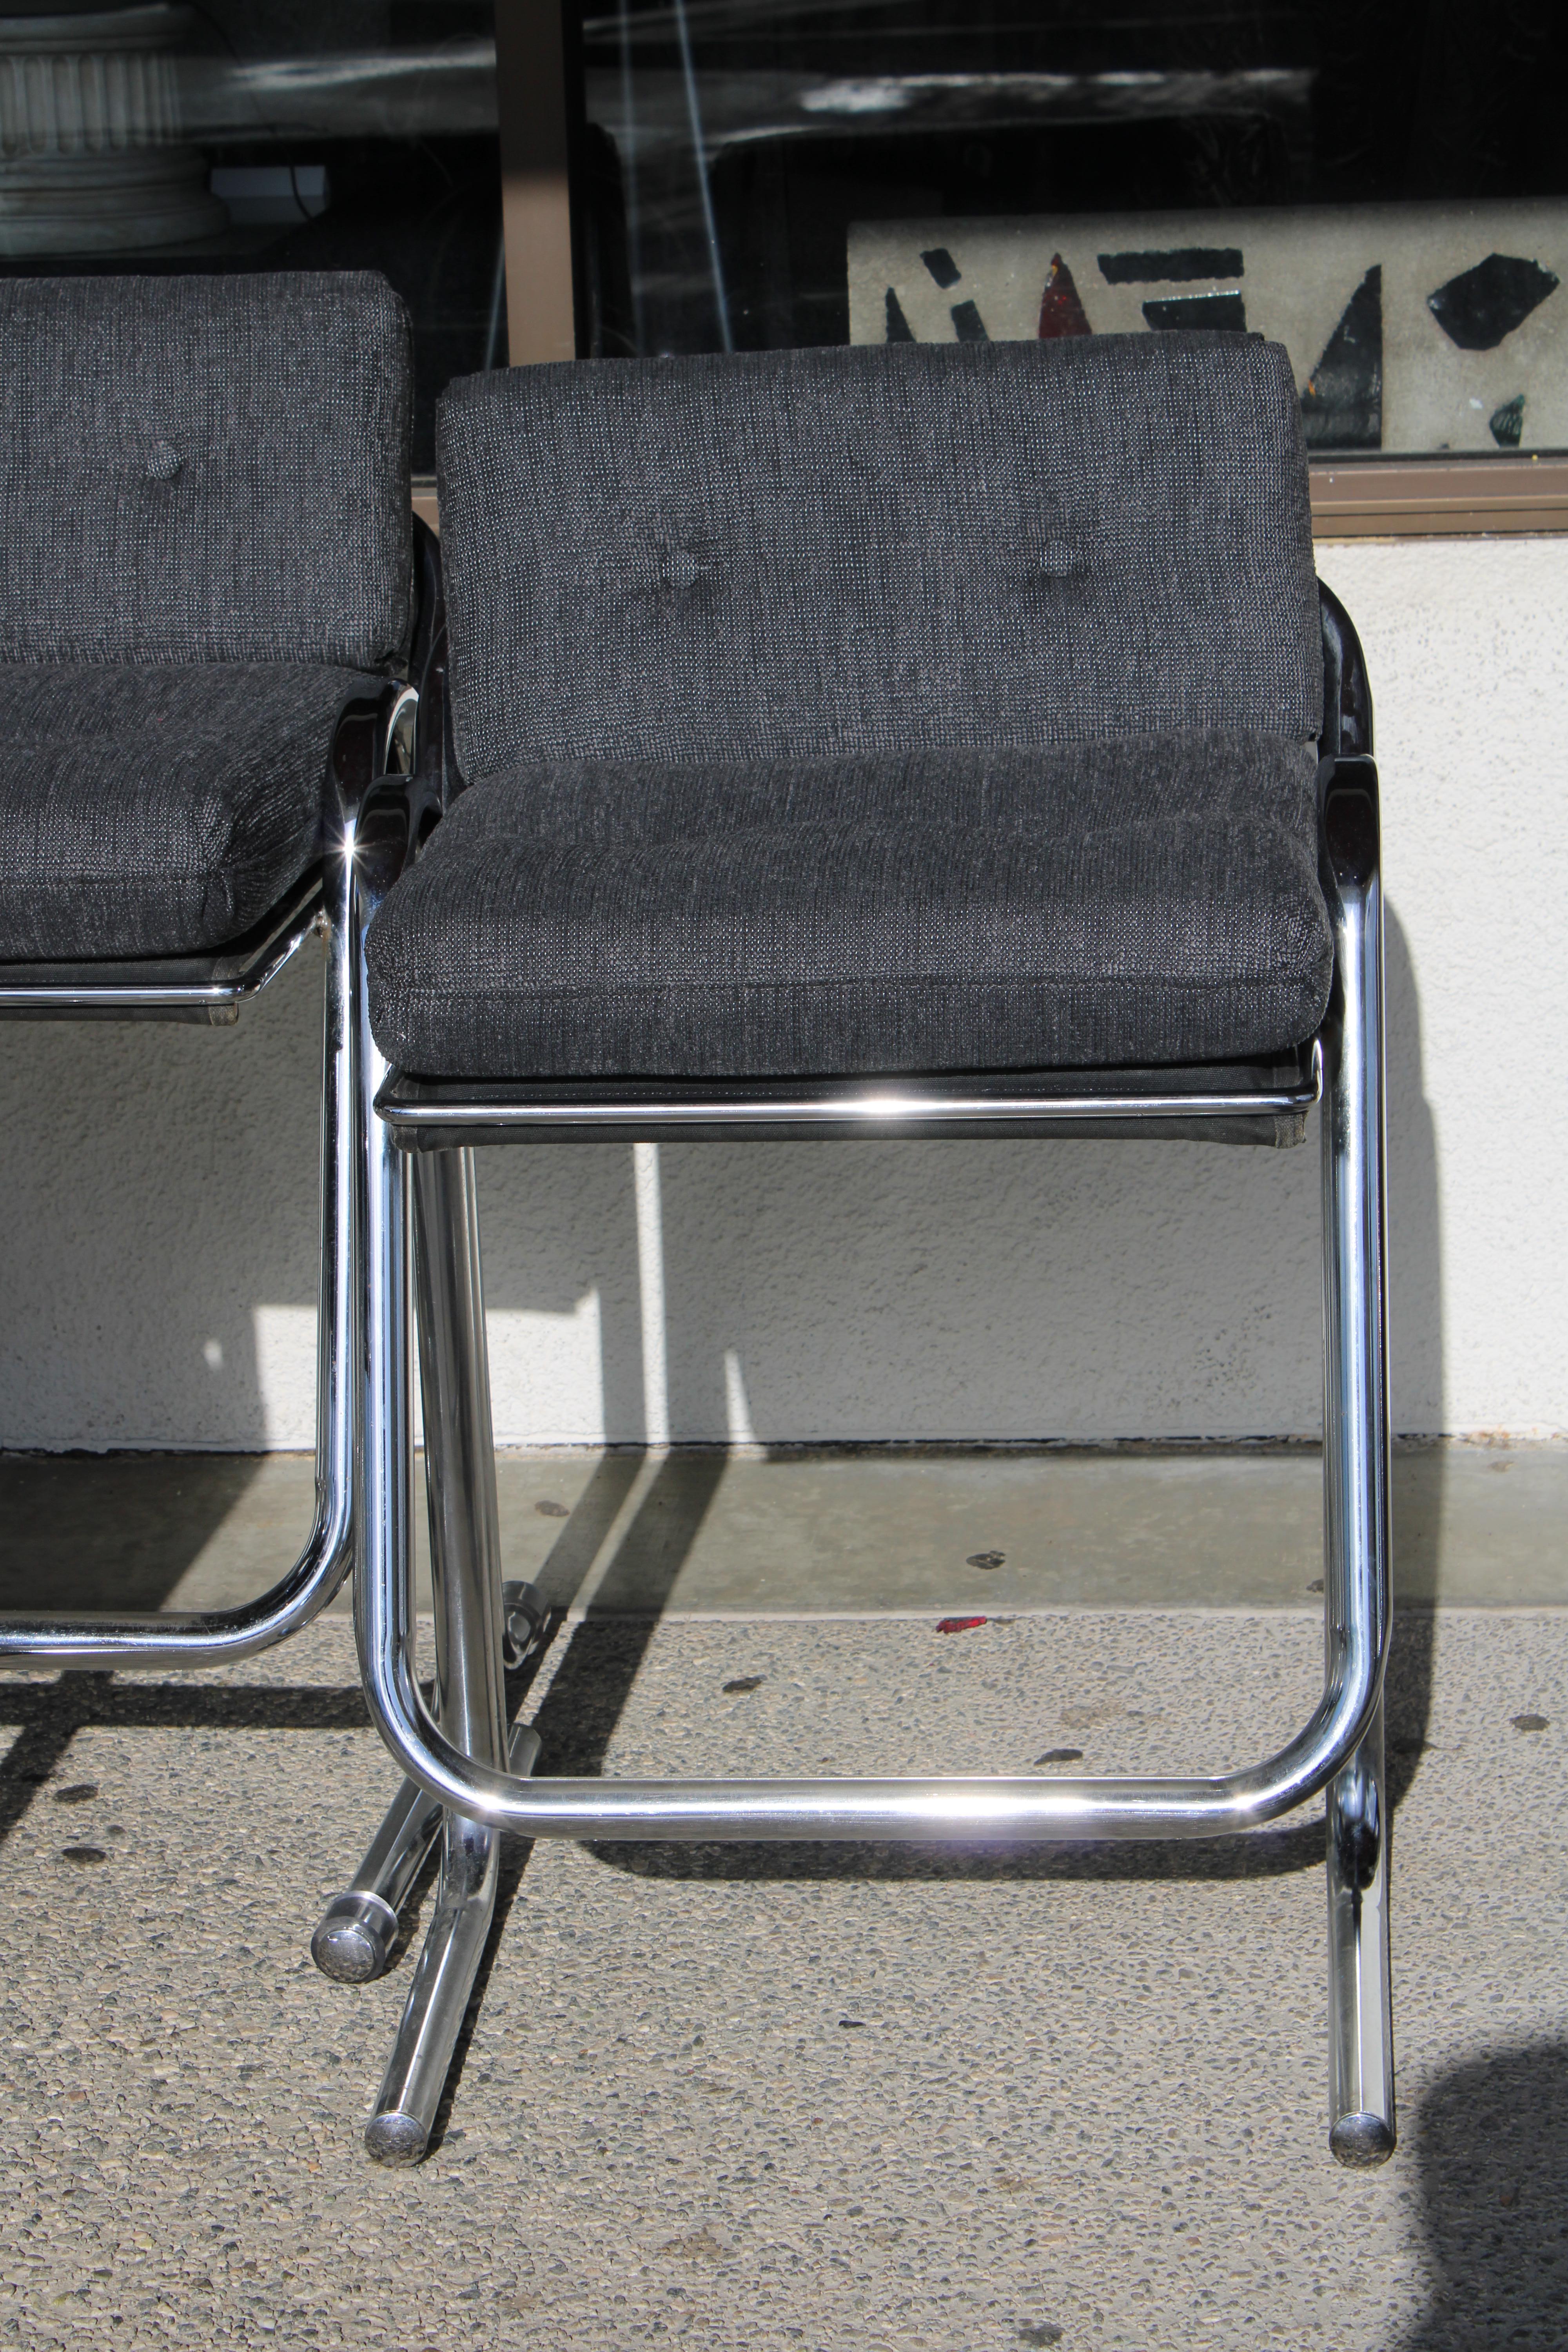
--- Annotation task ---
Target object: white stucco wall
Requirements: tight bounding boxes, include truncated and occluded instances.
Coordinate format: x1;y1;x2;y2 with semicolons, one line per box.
2;534;1564;1450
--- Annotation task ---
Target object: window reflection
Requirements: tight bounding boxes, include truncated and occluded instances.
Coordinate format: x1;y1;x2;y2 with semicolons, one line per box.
579;0;1567;456
0;0;505;469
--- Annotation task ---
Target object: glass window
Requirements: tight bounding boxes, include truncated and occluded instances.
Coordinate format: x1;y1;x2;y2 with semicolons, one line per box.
0;0;506;471
578;1;1567;457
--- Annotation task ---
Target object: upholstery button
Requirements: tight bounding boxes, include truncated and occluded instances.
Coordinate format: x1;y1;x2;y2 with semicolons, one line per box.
146;439;182;482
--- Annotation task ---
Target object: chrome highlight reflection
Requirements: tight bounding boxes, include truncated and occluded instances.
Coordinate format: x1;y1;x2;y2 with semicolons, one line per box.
377;1065;1320;1142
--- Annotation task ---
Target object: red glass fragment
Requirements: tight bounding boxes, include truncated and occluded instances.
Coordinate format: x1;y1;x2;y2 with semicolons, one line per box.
1037;253;1092;340
936;1616;987;1634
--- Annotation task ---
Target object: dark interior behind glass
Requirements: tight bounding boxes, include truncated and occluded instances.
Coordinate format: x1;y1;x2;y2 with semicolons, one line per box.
0;0;506;471
574;0;1566;455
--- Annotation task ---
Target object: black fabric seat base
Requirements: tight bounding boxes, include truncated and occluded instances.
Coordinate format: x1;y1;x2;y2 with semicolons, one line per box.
0;663;386;960
367;731;1332;1081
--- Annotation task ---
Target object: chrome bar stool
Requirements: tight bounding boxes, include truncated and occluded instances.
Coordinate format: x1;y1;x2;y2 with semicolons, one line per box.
344;334;1394;2167
0;271;418;1673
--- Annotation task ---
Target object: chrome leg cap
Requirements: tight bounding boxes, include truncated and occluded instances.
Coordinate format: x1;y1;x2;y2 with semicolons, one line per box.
312;1892;400;1984
1330;2112;1396;2168
365;2110;429;2165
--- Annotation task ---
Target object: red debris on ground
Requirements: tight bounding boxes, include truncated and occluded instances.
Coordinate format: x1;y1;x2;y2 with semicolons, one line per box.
935;1615;987;1634
1036;252;1093;339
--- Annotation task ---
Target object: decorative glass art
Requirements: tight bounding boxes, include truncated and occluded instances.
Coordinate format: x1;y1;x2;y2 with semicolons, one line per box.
848;204;1567;455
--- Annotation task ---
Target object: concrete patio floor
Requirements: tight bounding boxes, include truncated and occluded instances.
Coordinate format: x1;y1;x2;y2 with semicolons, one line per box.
1;1443;1565;2350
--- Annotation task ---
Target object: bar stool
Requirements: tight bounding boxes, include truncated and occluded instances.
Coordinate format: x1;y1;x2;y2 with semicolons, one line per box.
344;334;1393;2168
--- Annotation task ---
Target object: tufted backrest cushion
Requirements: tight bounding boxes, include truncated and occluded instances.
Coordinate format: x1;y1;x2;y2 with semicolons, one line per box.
0;272;412;666
435;335;1320;782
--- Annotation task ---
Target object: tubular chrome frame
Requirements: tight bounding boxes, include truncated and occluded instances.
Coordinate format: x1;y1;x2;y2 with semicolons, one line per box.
361;1145;532;2165
348;581;1394;2167
354;867;1387;1837
0;683;408;1670
351;594;1392;1854
376;1053;1321;1151
0;868;328;1027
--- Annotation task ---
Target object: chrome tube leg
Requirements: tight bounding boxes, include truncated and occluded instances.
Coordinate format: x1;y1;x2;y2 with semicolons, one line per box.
364;1147;511;2165
1327;1700;1394;2164
1319;760;1396;2167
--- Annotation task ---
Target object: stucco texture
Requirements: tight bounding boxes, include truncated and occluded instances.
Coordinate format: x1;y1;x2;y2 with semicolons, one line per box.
0;536;1563;1449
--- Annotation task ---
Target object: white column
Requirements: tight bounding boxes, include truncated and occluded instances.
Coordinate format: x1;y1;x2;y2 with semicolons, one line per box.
0;4;226;254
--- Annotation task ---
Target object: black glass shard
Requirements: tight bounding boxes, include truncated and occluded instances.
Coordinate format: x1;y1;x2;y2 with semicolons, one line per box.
921;247;962;289
1427;254;1559;351
1489;394;1525;448
885;286;915;343
1142;291;1246;332
1301;267;1382;450
950;299;989;341
1100;247;1243;284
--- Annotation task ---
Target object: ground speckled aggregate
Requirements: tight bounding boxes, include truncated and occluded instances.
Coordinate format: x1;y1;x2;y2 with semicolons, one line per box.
1;1606;1565;2350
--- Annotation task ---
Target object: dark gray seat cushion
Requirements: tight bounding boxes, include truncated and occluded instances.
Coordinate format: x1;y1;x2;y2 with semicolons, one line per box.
379;335;1329;1083
435;334;1321;777
366;732;1332;1079
0;664;381;960
0;270;412;960
0;272;411;668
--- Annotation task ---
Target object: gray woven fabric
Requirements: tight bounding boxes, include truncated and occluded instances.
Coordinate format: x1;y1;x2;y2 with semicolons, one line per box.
0;665;381;958
435;335;1321;781
0;274;411;667
366;733;1330;1079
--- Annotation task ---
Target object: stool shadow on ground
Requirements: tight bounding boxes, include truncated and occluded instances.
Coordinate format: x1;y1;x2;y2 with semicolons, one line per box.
427;1446;727;2151
1397;2038;1568;2348
0;1670;371;1851
0;1451;266;1615
425;1433;1438;2146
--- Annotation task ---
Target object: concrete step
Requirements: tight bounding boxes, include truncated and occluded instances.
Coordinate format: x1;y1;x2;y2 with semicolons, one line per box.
0;1439;1562;1618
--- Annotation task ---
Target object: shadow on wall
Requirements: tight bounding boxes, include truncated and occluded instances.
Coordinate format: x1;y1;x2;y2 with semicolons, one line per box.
0;941;342;1587
1383;897;1442;1804
474;906;1444;1454
0;839;1448;1463
0;943;331;1457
